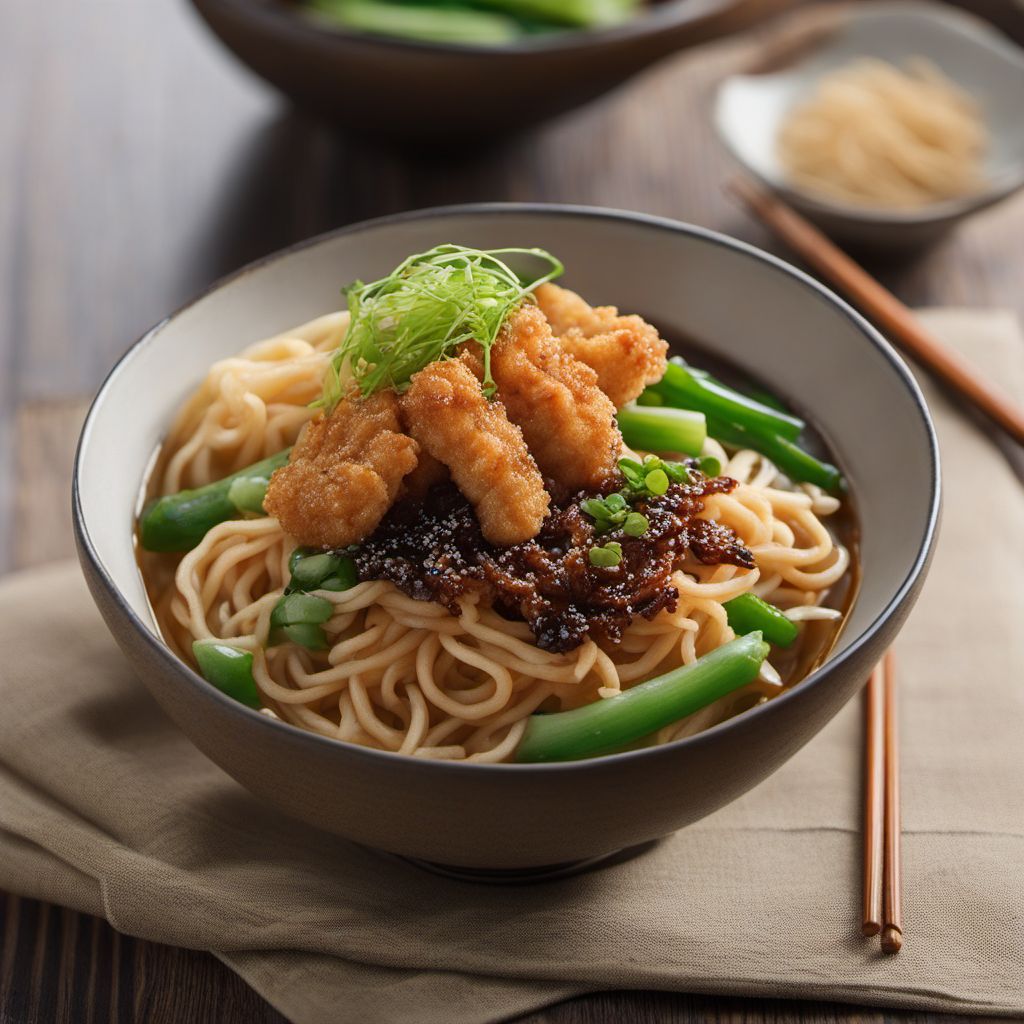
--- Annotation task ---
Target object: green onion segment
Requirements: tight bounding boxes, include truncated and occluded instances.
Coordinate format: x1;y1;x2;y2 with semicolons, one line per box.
640;360;845;494
617;404;706;457
654;362;804;440
515;633;769;763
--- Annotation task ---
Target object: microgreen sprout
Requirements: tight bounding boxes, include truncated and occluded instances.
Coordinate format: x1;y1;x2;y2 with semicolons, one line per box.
320;244;563;408
623;512;649;537
588;541;623;568
618;455;692;499
697;455;722;478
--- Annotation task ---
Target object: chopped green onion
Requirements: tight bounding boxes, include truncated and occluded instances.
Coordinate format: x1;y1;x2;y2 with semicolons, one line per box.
617;404;706;457
515;632;770;762
192;640;261;709
723;593;799;648
589;541;622;567
652;363;804;441
623;512;649;537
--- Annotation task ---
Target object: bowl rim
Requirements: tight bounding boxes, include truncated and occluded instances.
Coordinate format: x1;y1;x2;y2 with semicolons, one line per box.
73;200;941;775
192;0;751;57
712;0;1024;227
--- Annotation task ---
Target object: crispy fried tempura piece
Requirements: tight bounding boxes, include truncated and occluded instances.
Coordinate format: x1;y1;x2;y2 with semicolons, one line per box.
535;283;668;408
483;304;621;492
264;391;418;548
401;450;449;500
401;358;549;545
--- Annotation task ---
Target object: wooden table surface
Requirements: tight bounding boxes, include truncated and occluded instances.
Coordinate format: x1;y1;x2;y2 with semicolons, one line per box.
2;2;1023;1021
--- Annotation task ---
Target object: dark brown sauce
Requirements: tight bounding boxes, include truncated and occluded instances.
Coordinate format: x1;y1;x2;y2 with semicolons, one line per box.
352;472;752;653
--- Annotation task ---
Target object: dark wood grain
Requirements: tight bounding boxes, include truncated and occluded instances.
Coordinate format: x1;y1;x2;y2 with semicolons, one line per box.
2;0;1023;1021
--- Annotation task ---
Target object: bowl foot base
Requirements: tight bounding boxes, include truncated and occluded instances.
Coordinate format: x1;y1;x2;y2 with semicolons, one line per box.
394;838;662;884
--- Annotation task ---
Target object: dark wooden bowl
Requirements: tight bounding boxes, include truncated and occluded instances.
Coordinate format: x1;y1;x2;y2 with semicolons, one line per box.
189;0;790;140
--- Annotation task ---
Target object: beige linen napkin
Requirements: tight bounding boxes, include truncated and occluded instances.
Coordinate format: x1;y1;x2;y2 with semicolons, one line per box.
2;309;1023;1024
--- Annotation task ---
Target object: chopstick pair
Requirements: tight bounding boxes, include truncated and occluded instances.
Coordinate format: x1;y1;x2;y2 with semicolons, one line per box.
862;652;902;953
728;177;1024;449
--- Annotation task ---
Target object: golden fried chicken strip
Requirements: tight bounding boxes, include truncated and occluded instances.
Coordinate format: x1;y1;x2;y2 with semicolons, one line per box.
264;391;418;549
480;304;621;493
535;283;668;408
400;358;549;546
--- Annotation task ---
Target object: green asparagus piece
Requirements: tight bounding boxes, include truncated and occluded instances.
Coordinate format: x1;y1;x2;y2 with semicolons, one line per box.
515;633;769;763
140;449;290;553
723;593;799;648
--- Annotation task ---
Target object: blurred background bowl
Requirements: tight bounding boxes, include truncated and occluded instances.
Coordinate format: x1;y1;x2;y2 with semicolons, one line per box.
714;1;1024;248
189;0;791;141
74;204;939;872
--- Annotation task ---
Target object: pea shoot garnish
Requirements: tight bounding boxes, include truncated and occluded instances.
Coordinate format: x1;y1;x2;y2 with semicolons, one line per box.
618;454;692;498
623;512;649;537
588;541;623;568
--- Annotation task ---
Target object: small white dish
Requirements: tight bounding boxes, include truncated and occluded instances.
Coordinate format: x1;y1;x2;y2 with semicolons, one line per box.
714;2;1024;247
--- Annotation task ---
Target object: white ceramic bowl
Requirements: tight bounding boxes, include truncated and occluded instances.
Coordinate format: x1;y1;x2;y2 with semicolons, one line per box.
715;2;1024;247
74;204;940;873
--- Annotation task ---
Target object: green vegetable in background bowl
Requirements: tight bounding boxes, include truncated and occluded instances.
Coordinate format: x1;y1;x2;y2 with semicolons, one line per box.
303;0;642;46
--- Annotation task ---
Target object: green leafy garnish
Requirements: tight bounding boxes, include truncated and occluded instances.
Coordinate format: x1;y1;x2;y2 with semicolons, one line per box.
321;243;563;408
623;512;649;537
697;455;722;479
618;455;692;499
589;541;623;568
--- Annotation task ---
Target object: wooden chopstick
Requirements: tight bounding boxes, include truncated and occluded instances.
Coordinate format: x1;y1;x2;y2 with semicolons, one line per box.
881;649;903;953
861;653;903;952
728;177;1024;447
862;663;885;937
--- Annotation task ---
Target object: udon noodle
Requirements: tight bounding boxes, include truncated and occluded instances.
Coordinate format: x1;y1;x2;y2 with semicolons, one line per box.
142;313;851;763
777;57;988;209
